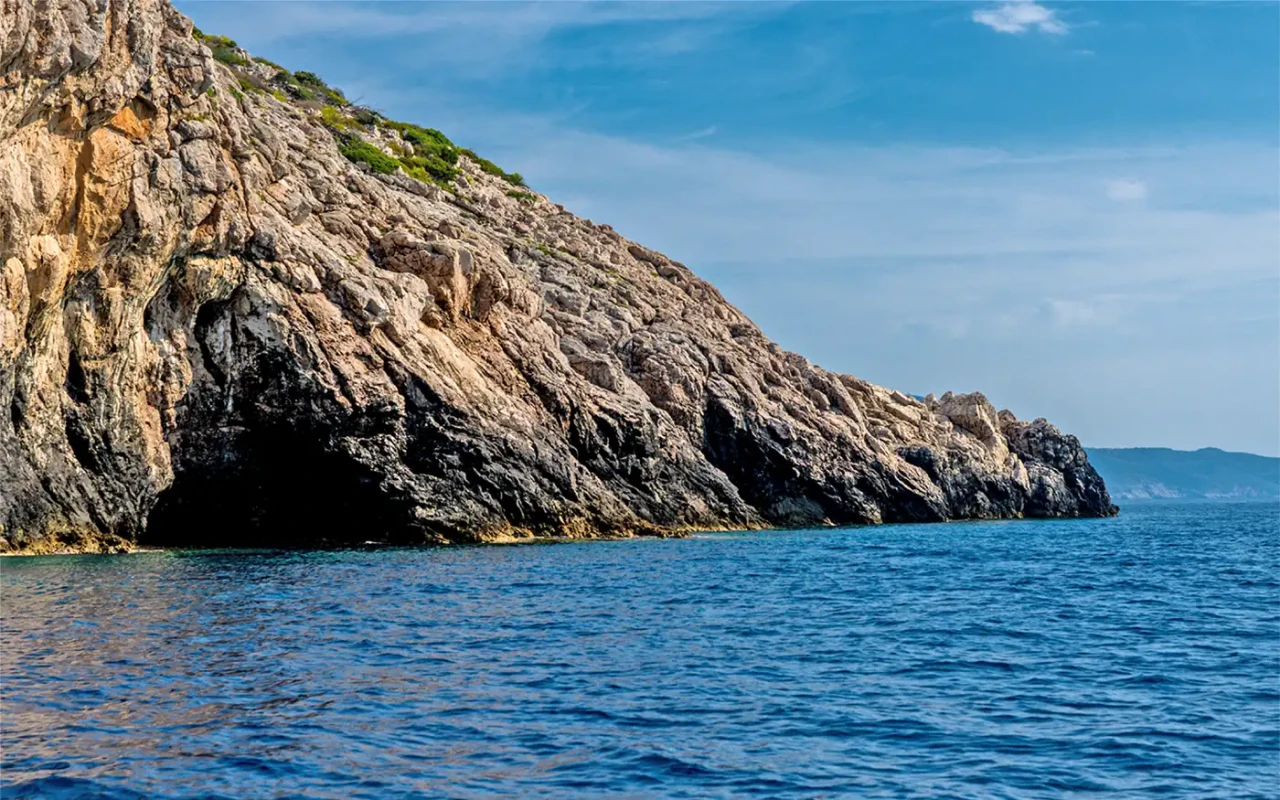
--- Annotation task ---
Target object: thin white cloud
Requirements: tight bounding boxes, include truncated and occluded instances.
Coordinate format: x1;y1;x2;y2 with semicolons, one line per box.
673;126;719;142
180;1;782;78
242;1;746;41
1047;298;1101;326
1106;178;1148;202
972;2;1069;35
1044;296;1131;328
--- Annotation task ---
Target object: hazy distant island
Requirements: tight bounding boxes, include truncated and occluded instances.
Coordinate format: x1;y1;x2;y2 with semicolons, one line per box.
1087;448;1280;502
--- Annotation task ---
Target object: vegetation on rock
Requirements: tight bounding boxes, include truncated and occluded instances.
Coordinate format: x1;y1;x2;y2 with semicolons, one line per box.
337;138;400;175
192;28;248;67
461;148;525;186
190;26;523;193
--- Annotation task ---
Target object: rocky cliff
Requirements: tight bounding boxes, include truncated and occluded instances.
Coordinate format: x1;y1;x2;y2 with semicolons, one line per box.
0;0;1116;554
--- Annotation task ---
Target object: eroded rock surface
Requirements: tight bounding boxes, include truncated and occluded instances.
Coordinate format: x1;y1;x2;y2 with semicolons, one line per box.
0;0;1116;553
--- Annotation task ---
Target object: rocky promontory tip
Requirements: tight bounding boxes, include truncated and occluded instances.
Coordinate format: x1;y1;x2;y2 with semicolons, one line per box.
0;0;1116;554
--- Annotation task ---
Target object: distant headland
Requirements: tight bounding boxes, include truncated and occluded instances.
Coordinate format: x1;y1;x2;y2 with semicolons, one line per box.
1087;448;1280;502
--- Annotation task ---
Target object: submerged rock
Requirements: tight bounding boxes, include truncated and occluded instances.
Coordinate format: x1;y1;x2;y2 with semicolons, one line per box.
0;0;1116;553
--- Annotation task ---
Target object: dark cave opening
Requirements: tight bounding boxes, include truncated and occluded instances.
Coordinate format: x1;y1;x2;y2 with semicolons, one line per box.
141;424;417;549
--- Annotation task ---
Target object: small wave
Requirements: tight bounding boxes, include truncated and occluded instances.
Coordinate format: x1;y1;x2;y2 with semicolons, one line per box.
3;777;154;800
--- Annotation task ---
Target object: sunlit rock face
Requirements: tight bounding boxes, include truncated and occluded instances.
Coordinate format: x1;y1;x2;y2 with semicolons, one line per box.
0;0;1115;553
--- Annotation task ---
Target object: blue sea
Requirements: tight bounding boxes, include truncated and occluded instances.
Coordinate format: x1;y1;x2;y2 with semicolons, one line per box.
2;501;1277;799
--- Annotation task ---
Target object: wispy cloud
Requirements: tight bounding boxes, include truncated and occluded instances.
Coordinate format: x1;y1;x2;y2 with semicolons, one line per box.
1106;178;1148;202
187;1;780;78
241;1;747;41
972;1;1069;35
673;125;719;142
1045;296;1130;328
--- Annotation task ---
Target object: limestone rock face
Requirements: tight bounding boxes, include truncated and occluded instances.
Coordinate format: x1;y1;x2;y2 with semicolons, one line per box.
0;0;1116;553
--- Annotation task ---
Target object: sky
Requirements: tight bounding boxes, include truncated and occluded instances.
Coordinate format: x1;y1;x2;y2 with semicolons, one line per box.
176;0;1280;456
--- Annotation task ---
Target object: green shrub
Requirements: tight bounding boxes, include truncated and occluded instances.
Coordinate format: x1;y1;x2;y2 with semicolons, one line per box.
194;30;236;48
272;71;314;101
386;121;458;164
404;127;454;155
184;33;523;193
338;139;400;174
293;71;325;88
461;148;501;175
382;122;462;185
214;48;249;67
400;166;453;192
376;124;525;186
197;32;248;67
283;70;346;106
398;153;457;183
320;106;357;131
238;76;266;95
459;148;525;186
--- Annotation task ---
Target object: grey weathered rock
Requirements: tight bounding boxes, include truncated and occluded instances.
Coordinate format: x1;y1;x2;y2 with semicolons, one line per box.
0;0;1115;553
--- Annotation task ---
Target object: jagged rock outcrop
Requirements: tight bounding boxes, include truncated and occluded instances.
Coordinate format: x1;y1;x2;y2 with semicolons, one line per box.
0;0;1116;553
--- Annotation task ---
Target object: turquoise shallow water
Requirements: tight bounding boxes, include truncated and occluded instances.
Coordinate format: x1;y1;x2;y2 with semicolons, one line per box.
2;501;1277;798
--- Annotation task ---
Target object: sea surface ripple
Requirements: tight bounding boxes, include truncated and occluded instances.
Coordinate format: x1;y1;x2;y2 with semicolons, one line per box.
2;501;1277;798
